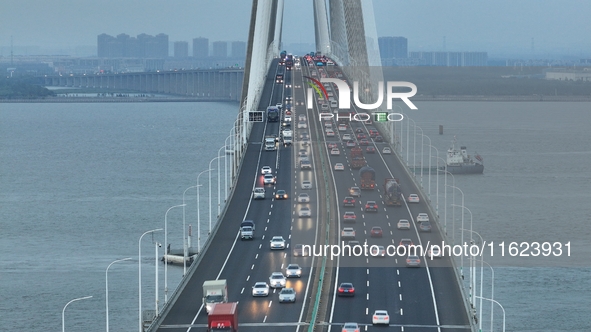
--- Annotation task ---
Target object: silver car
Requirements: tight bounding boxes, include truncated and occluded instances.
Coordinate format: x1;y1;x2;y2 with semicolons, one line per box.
269;272;286;288
298;206;311;218
406;255;421;267
301;180;312;189
285;264;302;278
270;236;286;249
298;193;310;203
397;219;410;230
416;213;429;223
342;322;359;332
251;282;269;297
278;287;296;303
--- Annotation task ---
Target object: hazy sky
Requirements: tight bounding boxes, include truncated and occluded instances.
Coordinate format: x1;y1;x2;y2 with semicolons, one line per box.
2;0;590;57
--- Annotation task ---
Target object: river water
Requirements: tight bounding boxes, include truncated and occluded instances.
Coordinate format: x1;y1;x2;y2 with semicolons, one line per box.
1;101;589;331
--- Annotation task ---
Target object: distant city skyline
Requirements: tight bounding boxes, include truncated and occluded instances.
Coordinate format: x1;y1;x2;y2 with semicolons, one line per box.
1;0;590;58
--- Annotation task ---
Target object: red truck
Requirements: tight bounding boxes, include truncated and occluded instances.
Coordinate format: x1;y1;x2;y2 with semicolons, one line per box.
359;166;376;190
350;147;366;169
208;302;238;332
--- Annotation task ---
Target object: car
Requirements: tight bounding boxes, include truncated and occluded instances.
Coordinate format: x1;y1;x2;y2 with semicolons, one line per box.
285;96;293;102
269;272;287;288
298;149;308;157
285;264;302;278
252;187;265;199
276;103;283;109
278;287;296;302
372;310;390;325
370;245;386;257
326;129;335;137
382;146;392;154
419;221;432;232
275;190;288;200
370;226;383;237
337;283;355;297
263;174;276;185
330;148;340;155
261;166;272;174
364;201;378;212
359;139;369;146
374;135;384;142
356;133;367;140
341;227;356;239
327;142;338;149
338;124;347;131
399;238;414;247
299;114;307;121
343;196;356;207
342;134;352;141
298;206;311;217
348;187;361;197
428;246;442;258
270;236;286;249
301;180;312;189
347;240;360;248
297;193;310;203
346;140;356;148
299;132;309;139
292;244;310;256
343;211;357;223
321;103;329;111
368;129;379;138
284;115;292;122
298;121;307;129
417;213;429;223
334;163;345;171
240;226;253;240
341;322;359;332
252;282;270;297
397;219;410;230
241;220;255;231
406;255;421;267
300;160;312;169
355;128;364;134
366;146;376;154
407;194;420;203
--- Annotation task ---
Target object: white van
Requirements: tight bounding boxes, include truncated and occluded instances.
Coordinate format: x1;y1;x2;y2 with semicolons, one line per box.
330;100;338;108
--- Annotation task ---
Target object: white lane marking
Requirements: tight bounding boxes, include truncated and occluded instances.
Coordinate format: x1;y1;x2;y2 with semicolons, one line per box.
251;264;255;270
401;308;404;316
246;275;250;281
255;254;258;259
367;269;370;274
241;287;244;294
400;294;403;301
397;269;400;275
268;301;273;308
259;244;262;249
367;280;369;287
366;293;369;300
398;281;401;287
263;315;267;322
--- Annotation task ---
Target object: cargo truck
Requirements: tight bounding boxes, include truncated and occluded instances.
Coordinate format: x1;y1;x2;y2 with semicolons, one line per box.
359;166;376;190
350;147;366;169
384;178;402;206
267;106;279;122
208;302;238;332
281;129;292;146
203;280;228;313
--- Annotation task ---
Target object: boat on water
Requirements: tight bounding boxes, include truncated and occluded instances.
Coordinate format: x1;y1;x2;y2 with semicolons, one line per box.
441;139;483;174
409;138;484;175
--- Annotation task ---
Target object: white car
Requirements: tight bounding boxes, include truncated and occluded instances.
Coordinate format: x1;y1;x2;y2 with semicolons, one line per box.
341;227;356;239
338;124;347;131
299;114;307;121
301;180;312;189
342;134;352;141
341;322;360;332
397;219;410;230
270;236;286;249
252;187;265;199
285;264;302;277
326;129;335;137
407;194;420;203
372;310;390;325
261;166;272;174
428;246;442;258
298;206;311;218
297;193;310;203
298;121;307;129
252;282;270;297
334;163;345;171
284;115;292;122
416;213;429;223
382;147;392;154
263;174;276;185
330;148;340;156
269;272;286;288
278;288;296;302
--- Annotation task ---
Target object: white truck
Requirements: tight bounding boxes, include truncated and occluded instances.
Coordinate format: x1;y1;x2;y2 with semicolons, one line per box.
203;280;228;313
240;225;254;240
264;136;277;151
282;129;293;146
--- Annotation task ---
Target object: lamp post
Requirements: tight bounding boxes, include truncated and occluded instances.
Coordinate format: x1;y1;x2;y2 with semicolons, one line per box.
406;116;418;170
164;203;185;304
138;228;162;332
217;146;227;217
454;205;474;308
475;296;505;332
224;134;233;198
182;186;198;276
209;156;223;234
438;167;455;237
63;296;92;332
197;169;213;251
474;258;495;332
415;125;425;187
447;186;464;279
461;226;481;321
106;258;131;332
421;134;432;200
428;145;441;215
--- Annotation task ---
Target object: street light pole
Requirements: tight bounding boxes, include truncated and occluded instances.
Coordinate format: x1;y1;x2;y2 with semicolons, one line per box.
138;228;162;332
475;296;505;332
461;225;482;326
217;146;227;217
448;186;465;279
106;257;131;332
474;258;495;332
438;168;454;238
197;169;212;252
63;296;92;332
429;145;440;216
421;134;432;200
182;186;198;276
164;203;185;304
209;156;223;234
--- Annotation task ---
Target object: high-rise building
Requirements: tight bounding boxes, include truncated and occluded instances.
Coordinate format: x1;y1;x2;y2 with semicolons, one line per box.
193;37;209;58
378;37;408;60
97;33;168;58
212;41;228;58
230;41;246;58
174;41;189;58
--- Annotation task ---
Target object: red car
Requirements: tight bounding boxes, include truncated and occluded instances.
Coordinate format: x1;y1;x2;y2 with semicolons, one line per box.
343;197;356;207
366;146;376;154
370;226;383;237
356;133;367;140
365;201;378;212
327;142;338;149
343;212;357;223
359;139;370;146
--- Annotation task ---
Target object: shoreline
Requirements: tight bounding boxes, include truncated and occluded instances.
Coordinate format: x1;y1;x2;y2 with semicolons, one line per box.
1;95;589;103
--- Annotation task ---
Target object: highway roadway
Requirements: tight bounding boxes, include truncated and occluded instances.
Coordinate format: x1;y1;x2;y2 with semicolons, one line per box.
153;57;472;332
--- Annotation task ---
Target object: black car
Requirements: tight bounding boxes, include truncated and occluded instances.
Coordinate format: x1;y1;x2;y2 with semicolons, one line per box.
343;196;356;207
364;201;378;212
419;221;432;232
337;282;355;297
374;135;383;142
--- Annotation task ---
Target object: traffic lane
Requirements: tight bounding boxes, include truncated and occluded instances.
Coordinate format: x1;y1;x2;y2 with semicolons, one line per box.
328;265;371;325
428;267;471;329
397;266;439;328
